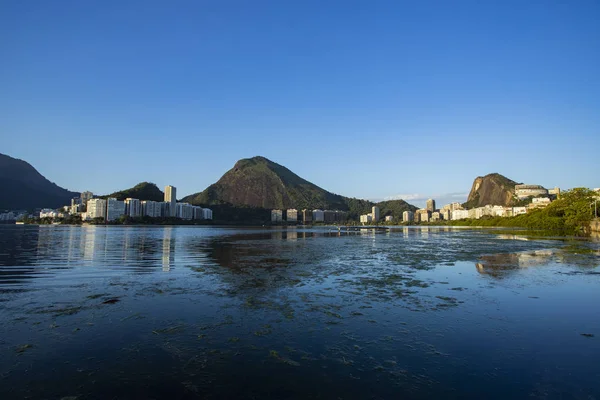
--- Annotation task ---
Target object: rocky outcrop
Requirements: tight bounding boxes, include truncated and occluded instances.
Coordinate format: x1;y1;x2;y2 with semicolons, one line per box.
464;173;519;208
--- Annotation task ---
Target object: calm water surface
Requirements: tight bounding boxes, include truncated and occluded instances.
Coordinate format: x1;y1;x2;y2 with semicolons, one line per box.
1;225;599;399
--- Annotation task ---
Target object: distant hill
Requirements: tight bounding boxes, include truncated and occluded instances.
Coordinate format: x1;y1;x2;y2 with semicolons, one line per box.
182;156;418;222
102;182;164;202
376;199;419;220
183;156;349;210
0;153;78;210
463;173;520;209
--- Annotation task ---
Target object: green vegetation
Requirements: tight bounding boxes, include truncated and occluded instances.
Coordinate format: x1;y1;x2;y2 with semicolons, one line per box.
100;182;164;202
451;188;597;236
0;153;78;210
181;156;418;218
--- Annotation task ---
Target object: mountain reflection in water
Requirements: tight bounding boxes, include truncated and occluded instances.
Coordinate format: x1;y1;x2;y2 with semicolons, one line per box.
0;225;599;400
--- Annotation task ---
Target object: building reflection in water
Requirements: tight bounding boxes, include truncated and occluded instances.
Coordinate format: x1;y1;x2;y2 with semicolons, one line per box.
475;249;554;278
162;227;174;272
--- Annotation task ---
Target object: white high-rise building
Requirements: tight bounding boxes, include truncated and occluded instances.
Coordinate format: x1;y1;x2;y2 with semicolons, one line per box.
372;206;380;222
202;208;213;220
87;199;107;220
124;198;141;217
402;210;414;222
141;200;161;217
106;198;126;221
193;206;204;220
176;203;194;220
164;186;177;217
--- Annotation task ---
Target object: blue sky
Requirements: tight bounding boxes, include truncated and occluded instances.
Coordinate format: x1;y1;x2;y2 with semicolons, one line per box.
1;1;599;207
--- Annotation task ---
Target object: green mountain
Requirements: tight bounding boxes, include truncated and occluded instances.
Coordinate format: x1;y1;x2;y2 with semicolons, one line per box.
0;153;78;210
102;182;164;202
182;156;418;221
463;173;520;209
183;156;348;210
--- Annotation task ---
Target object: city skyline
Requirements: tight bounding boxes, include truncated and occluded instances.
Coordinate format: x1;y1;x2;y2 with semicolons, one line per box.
1;2;598;204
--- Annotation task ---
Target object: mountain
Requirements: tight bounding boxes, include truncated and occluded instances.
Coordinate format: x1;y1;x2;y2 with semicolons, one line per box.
183;156;348;210
182;156;418;220
0;153;79;210
463;173;520;209
102;182;164;202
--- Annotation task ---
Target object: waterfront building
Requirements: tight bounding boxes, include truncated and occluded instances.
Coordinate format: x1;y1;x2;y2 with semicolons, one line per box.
193;206;203;220
441;209;451;221
160;202;172;218
492;205;508;217
426;199;436;212
431;212;441;222
371;206;380;222
442;202;463;212
529;197;551;210
413;212;421;223
271;209;283;222
106;198;126;221
402;210;414;222
125;198;142;217
164;185;177;217
176;203;194;220
287;209;298;222
324;210;337;223
418;209;431;222
360;214;372;224
40;208;60;219
87;198;107;220
301;209;312;224
335;211;347;222
141;200;160;217
385;215;393;222
515;184;548;199
548;187;561;199
452;209;469;220
71;197;82;207
80;191;94;207
70;204;83;214
475;205;494;219
512;207;527;216
467;209;477;219
312;209;324;222
202;208;213;220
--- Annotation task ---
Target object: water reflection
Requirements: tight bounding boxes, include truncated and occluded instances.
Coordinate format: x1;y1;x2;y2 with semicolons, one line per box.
1;225;600;399
162;227;174;272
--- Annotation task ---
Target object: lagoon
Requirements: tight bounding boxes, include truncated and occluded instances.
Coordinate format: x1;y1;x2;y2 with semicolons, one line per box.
1;225;599;399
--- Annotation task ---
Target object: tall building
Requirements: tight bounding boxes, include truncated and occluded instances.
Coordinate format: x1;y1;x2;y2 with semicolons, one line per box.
87;198;107;220
371;206;380;222
80;191;94;207
106;198;126;221
124;198;141;217
176;203;194;220
202;208;213;220
312;209;324;222
271;209;283;222
164;185;177;217
426;199;436;212
141;200;161;217
402;210;414;222
301;209;312;224
286;209;298;222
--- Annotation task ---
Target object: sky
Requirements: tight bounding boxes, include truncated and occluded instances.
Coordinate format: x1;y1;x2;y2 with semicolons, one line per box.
1;1;599;208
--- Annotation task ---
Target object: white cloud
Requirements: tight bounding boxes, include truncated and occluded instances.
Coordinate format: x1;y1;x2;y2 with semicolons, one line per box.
383;193;423;201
